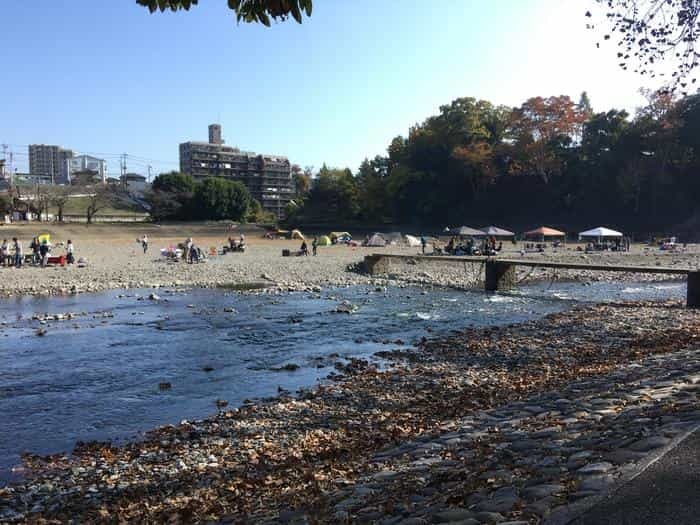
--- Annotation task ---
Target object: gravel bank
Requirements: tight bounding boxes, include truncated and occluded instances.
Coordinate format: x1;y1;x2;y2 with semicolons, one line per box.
0;233;697;297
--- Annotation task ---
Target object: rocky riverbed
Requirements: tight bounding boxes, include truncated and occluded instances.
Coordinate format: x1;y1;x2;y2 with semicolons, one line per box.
2;300;699;523
0;237;697;298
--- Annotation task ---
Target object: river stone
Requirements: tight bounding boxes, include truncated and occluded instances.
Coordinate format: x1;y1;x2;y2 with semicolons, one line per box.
396;519;429;525
473;511;506;523
628;436;670;452
577;462;613;475
604;449;647;465
578;474;615;492
396;519;428;525
521;483;565;500
474;495;520;513
431;508;475;522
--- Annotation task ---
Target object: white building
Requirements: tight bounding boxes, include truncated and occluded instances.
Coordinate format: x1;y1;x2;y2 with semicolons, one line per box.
121;173;148;196
68;155;107;183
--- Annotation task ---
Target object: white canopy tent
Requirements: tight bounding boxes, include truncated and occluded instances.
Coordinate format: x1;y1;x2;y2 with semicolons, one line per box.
579;227;623;239
404;235;421;247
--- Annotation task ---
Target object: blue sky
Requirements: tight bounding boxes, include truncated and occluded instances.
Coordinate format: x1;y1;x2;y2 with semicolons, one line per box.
1;0;658;177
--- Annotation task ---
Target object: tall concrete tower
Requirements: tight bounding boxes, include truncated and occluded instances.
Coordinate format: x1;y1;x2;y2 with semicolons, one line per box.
208;124;223;145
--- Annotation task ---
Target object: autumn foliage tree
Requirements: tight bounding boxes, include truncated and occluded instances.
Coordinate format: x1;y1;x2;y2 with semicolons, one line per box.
290;89;700;234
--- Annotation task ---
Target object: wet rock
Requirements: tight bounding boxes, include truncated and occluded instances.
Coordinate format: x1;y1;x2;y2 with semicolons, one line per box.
577;461;613;475
270;363;300;372
158;382;172;390
202;366;214;372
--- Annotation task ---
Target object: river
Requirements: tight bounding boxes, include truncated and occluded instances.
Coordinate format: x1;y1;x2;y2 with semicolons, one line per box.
0;280;685;484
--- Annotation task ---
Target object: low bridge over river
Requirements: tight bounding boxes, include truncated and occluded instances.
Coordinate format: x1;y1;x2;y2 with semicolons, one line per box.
363;254;700;308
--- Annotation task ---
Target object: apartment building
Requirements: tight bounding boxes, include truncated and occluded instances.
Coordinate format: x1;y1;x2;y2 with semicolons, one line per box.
179;124;293;219
28;144;73;184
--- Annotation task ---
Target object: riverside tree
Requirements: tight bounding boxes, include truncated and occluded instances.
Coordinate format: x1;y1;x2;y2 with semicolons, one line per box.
288;90;700;232
192;177;251;221
136;0;312;25
588;0;700;92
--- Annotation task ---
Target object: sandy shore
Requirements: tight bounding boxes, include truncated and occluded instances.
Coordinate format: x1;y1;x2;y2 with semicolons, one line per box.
2;300;699;523
0;223;696;297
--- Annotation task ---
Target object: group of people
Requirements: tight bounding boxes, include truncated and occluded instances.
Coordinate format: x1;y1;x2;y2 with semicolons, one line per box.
299;237;319;256
0;236;75;267
440;236;502;256
183;237;204;263
225;234;246;253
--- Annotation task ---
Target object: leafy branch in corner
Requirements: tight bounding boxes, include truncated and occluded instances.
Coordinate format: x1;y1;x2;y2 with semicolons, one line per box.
587;0;700;94
136;0;313;25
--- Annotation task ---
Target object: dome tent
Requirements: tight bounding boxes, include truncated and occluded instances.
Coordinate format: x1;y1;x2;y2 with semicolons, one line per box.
404;235;421;247
366;233;387;247
316;235;332;246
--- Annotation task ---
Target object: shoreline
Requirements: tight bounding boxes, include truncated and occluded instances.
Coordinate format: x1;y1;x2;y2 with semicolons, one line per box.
2;297;699;523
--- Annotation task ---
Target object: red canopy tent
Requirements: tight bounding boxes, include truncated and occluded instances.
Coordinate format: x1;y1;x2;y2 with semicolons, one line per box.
523;226;566;242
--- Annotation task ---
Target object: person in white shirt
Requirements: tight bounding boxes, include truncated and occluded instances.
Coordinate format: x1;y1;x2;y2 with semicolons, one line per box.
66;240;75;264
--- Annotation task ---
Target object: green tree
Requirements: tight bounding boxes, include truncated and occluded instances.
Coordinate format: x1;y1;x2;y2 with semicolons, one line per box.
578;91;593;118
291;164;311;196
137;0;312;25
356;157;389;223
193;177;251;221
246;198;276;223
148;171;196;221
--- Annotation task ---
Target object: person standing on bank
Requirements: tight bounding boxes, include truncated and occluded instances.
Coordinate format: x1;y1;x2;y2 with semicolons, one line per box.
312;237;318;256
13;238;23;268
66;239;75;264
39;240;50;267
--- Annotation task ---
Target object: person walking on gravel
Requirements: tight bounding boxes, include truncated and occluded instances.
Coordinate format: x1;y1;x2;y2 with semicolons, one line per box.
141;234;148;254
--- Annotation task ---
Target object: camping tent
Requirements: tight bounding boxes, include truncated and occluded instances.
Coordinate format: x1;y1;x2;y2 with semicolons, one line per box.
383;232;404;245
317;235;332;246
38;233;51;244
290;229;305;240
479;226;515;237
366;233;387;247
329;231;351;242
523;226;566;240
579;226;623;239
449;226;483;237
405;235;421;247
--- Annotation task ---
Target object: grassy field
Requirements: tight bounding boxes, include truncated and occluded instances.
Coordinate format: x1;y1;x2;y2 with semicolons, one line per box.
49;196;148;217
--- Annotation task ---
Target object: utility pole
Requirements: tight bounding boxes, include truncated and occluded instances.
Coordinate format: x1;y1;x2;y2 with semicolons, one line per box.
120;153;128;189
0;144;7;180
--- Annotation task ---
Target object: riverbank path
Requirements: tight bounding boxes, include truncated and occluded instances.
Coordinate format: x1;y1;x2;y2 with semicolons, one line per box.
573;427;700;524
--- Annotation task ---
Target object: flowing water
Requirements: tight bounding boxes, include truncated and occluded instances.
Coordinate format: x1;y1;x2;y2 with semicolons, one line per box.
0;280;685;483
